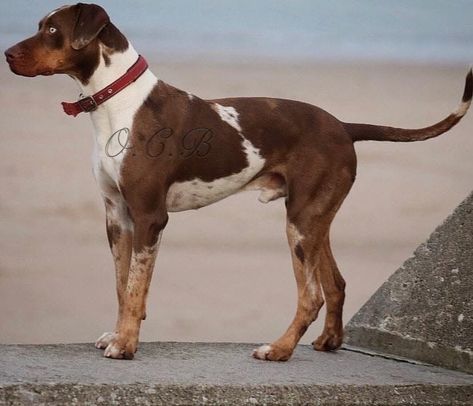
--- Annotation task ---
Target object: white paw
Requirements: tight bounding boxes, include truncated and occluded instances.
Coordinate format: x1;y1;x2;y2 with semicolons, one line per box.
252;344;272;360
104;342;124;359
95;332;117;349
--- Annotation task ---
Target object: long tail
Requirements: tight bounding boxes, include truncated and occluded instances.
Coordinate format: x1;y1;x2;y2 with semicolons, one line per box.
343;69;472;142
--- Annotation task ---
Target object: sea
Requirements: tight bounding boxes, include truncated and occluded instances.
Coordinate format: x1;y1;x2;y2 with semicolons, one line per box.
1;0;472;64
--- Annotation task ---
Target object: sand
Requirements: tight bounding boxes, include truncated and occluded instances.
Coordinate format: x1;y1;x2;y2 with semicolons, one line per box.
0;60;472;345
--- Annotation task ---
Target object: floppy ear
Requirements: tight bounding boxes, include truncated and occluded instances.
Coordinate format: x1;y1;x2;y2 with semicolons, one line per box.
71;3;110;50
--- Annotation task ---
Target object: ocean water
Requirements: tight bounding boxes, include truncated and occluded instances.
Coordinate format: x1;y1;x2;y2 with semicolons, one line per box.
1;0;472;64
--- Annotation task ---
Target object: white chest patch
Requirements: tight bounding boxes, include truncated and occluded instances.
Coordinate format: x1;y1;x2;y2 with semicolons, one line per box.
87;46;157;200
166;104;266;212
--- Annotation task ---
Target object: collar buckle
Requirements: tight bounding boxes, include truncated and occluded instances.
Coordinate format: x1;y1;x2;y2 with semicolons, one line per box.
78;96;98;113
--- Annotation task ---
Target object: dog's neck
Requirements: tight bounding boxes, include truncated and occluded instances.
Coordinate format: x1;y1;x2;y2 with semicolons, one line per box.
74;43;158;139
78;44;143;94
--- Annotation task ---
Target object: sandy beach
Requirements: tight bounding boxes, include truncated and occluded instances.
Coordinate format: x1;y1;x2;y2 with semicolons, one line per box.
0;60;472;345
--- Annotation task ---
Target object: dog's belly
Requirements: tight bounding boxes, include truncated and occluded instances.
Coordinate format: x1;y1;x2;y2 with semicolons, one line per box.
166;171;288;212
166;175;250;212
166;136;266;212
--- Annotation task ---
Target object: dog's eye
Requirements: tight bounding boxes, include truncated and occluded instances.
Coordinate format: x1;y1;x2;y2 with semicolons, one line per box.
48;26;57;34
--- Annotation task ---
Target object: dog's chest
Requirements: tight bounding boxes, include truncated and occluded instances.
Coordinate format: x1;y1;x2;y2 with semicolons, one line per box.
90;71;158;198
91;107;136;196
93;127;126;195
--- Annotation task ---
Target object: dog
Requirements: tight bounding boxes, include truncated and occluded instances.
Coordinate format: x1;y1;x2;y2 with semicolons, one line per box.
5;3;471;361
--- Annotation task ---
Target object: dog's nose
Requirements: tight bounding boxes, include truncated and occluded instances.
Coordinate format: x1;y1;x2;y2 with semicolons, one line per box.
4;47;22;61
5;49;15;62
4;49;13;60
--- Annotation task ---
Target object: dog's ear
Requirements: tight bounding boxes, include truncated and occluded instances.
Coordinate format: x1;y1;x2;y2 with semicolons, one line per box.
71;3;110;50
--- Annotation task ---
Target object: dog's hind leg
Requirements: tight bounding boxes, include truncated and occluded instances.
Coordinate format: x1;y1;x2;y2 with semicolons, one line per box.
95;197;133;349
253;217;326;361
253;157;354;361
312;237;346;351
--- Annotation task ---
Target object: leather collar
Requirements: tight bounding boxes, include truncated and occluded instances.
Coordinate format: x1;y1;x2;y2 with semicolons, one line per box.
61;55;148;117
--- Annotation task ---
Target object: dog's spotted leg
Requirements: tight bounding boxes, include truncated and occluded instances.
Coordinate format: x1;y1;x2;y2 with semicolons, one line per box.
253;221;325;361
312;239;346;351
95;197;133;349
104;211;167;359
254;162;355;362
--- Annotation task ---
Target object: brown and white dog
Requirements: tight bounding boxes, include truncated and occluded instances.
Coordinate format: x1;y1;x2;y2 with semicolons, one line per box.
5;3;472;361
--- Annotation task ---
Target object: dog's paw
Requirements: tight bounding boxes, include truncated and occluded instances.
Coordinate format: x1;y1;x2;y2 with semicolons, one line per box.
103;337;137;360
312;333;342;351
252;344;292;361
95;332;117;349
252;344;272;360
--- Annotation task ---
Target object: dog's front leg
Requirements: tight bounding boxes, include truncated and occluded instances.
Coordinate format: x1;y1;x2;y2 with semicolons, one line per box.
95;198;133;350
104;210;168;360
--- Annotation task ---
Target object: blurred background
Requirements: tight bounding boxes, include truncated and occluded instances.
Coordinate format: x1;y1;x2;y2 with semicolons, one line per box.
1;0;472;64
0;1;472;345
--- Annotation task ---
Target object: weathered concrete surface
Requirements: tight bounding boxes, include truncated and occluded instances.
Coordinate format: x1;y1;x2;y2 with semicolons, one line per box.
0;342;472;405
345;191;473;373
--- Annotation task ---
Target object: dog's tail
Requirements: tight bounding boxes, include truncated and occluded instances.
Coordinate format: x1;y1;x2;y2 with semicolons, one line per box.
343;68;472;143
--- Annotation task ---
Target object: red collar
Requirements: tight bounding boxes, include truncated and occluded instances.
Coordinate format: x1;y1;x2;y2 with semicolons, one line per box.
61;55;148;117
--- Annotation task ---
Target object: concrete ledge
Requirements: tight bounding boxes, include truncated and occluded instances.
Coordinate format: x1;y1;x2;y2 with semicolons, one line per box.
1;342;472;405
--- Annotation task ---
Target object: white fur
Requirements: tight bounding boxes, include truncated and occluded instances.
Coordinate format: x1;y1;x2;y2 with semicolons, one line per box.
258;188;284;203
104;342;123;358
212;104;242;132
107;194;133;231
287;222;304;244
74;44;157;216
287;223;317;296
253;344;272;360
95;331;117;349
45;6;68;20
127;243;160;294
166;104;266;212
454;100;471;116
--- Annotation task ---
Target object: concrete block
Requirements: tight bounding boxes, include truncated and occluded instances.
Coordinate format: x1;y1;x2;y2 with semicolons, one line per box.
345;191;473;373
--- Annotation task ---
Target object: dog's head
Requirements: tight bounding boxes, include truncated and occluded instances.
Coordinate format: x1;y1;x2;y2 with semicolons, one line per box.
4;3;128;83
